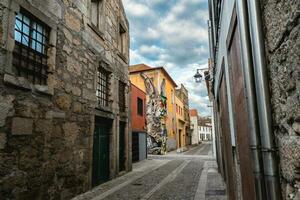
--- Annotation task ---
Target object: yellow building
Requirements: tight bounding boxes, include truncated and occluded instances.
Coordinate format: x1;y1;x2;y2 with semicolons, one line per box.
129;64;178;152
175;96;186;149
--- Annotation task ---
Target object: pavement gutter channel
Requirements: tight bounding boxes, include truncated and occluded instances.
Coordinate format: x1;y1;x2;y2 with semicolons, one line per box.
140;160;191;200
194;161;209;200
78;159;170;200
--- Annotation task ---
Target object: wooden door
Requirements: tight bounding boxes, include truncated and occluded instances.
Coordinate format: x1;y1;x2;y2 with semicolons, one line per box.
92;118;110;187
119;122;126;172
132;132;139;162
228;20;256;199
219;74;237;200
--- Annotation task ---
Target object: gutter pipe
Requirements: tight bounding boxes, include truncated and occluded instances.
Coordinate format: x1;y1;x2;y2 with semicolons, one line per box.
247;0;281;199
236;1;266;199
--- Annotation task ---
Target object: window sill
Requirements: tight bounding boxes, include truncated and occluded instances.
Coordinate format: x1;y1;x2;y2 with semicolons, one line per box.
117;52;128;64
4;73;53;96
95;104;112;113
88;23;105;41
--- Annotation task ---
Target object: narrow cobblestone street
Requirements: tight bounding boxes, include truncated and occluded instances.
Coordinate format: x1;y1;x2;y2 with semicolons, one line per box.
73;143;227;200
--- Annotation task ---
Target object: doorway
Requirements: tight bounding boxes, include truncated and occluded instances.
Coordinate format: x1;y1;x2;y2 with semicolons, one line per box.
119;121;126;172
92;117;111;187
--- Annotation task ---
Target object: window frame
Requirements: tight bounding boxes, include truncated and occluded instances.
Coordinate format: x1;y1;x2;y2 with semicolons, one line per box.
96;66;110;108
90;0;105;32
118;81;126;112
2;1;57;95
13;8;50;85
137;97;143;116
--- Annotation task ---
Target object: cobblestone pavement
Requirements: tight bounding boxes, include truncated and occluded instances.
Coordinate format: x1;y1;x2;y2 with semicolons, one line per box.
73;143;227;200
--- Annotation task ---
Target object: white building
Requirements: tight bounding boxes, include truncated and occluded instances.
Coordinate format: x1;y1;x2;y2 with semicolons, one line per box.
199;123;212;141
189;109;200;145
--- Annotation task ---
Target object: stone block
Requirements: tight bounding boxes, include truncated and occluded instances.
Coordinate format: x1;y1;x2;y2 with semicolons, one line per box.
56;94;71;111
11;117;33;135
0;133;7;149
0;95;15;127
65;11;81;32
279;136;300;182
45;111;66;119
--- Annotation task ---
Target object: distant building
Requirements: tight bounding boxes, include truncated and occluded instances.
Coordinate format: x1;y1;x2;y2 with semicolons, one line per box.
198;117;212;141
176;84;191;145
199;123;212;141
130;83;147;162
129;64;178;153
175;95;186;150
189;109;200;145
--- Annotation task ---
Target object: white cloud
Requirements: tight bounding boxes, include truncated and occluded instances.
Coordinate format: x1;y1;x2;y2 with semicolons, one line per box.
124;0;211;116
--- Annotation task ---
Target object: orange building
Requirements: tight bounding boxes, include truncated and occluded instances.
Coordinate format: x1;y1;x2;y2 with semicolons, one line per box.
130;83;147;162
129;64;178;152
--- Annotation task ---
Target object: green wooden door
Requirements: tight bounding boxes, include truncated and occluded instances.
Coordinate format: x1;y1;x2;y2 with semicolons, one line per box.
92;119;110;187
119;122;126;172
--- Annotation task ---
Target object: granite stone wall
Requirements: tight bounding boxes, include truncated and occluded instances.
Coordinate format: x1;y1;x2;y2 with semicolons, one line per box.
262;0;300;198
0;0;130;199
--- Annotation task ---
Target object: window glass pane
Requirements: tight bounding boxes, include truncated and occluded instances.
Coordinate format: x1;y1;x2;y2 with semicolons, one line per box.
36;33;43;43
23;24;30;36
16;13;22;20
15;19;22;32
22;35;29;46
14;31;22;43
31;39;36;50
37;24;43;33
36;43;42;53
23;15;30;25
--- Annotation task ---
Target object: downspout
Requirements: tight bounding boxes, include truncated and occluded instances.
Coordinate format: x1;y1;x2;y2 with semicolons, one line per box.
236;1;266;199
247;1;281;199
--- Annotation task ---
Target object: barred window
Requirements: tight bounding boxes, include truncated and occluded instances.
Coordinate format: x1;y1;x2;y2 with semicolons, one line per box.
119;81;126;112
96;67;109;107
13;8;50;85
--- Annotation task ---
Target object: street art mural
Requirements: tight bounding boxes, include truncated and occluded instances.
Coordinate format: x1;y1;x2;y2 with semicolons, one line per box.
140;73;167;154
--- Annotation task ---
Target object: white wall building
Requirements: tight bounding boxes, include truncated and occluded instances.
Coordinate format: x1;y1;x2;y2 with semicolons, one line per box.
199;124;212;141
189;109;200;145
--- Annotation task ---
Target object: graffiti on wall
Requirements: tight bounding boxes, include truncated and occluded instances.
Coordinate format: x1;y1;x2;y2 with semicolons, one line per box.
140;73;167;154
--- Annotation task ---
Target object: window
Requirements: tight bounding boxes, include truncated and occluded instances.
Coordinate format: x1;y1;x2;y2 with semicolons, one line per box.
90;0;104;30
96;66;109;107
13;8;50;85
119;81;126;112
137;97;143;116
119;24;127;55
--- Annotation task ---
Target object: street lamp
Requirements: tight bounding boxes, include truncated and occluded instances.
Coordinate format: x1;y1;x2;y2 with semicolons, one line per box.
193;69;203;83
194;68;211;83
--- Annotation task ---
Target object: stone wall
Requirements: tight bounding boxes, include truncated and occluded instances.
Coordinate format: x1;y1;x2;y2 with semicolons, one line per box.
262;0;300;198
0;0;130;199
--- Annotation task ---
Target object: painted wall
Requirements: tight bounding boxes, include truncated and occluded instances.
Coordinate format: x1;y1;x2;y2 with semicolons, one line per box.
130;83;146;132
129;67;177;151
175;96;186;148
190;116;199;145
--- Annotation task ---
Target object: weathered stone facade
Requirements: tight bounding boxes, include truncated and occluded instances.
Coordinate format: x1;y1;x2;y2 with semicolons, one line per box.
0;0;130;199
262;1;300;198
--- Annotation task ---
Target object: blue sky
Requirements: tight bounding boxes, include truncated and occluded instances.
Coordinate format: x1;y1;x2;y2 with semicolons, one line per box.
123;0;211;116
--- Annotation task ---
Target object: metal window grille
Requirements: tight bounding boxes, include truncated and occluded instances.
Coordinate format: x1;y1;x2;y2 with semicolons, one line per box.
13;8;50;85
96;67;109;107
137;97;143;116
119;81;126;112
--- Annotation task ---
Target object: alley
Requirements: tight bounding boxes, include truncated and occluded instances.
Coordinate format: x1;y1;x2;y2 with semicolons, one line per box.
73;143;227;200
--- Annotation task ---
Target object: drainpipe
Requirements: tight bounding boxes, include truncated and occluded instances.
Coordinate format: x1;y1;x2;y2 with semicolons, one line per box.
247;0;281;199
236;1;266;199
